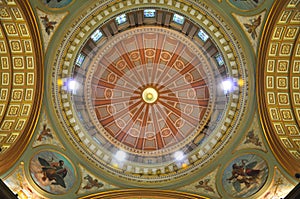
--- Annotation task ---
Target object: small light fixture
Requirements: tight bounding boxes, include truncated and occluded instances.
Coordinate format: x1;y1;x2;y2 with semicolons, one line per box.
142;87;158;104
182;163;188;168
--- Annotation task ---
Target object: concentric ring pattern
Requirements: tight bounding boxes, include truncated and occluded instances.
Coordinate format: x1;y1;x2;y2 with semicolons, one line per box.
85;28;213;155
52;0;249;185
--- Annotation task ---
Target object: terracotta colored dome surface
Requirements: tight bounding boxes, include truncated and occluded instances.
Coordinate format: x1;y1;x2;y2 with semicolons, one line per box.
85;27;213;155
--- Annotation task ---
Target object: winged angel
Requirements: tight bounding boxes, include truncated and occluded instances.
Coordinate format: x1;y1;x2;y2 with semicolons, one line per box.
227;160;261;192
243;15;261;39
38;157;68;188
40;15;57;35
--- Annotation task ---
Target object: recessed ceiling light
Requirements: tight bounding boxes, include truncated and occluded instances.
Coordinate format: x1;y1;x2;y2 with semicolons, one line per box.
116;150;127;162
222;79;233;94
68;79;77;90
174;151;184;161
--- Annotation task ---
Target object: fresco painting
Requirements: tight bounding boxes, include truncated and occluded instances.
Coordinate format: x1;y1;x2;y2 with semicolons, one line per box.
4;164;45;199
77;165;117;194
232;11;266;54
30;151;75;194
259;167;296;199
195;179;216;193
228;0;264;10
236;113;267;152
36;9;68;50
33;122;62;148
40;15;57;35
42;0;73;8
179;167;221;198
222;154;268;198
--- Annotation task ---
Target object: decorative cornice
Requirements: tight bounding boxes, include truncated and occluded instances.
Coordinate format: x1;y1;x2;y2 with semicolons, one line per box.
50;0;249;187
79;189;209;199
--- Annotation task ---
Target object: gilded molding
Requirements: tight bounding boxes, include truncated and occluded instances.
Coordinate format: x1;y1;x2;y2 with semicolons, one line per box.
50;0;250;187
0;0;44;174
79;189;209;199
257;0;300;176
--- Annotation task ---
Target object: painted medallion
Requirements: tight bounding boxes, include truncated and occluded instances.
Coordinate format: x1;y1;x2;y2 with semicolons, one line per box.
228;0;264;10
30;151;75;194
222;154;268;198
42;0;72;8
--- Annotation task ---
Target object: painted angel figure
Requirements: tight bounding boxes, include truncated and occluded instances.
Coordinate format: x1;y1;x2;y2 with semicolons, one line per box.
195;179;215;193
244;130;262;146
83;174;103;189
227;160;261;192
38;157;68;188
40;15;57;35
37;124;53;141
243;15;261;39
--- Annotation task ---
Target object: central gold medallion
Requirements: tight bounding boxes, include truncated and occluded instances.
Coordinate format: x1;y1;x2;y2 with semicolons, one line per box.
142;87;158;104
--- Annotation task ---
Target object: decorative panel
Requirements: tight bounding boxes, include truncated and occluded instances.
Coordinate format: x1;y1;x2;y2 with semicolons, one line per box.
257;0;300;175
0;0;43;174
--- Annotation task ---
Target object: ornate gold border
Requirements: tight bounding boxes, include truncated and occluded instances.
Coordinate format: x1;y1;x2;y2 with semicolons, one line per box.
219;152;269;198
0;0;44;174
51;0;250;186
28;149;77;196
256;0;300;176
226;0;265;12
40;0;75;11
79;189;209;199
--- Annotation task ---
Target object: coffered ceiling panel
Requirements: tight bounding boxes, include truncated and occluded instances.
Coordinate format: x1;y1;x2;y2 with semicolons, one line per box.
0;0;43;173
257;0;300;176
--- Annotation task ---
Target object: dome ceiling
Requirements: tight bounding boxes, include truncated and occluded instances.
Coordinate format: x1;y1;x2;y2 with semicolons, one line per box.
84;27;214;155
1;0;299;198
52;0;248;186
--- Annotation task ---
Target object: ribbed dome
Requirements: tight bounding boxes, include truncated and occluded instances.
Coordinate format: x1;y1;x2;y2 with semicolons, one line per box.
84;27;214;156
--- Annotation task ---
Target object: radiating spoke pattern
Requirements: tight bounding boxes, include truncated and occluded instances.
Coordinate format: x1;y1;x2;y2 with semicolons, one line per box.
87;29;212;153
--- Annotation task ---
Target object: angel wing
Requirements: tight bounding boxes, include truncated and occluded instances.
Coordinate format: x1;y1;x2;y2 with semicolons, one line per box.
233;181;241;192
38;157;50;167
40;15;49;22
246;161;257;169
204;179;210;185
48;21;57;26
52;174;66;188
247;130;254;138
243;23;255;35
244;23;252;29
251;31;257;40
